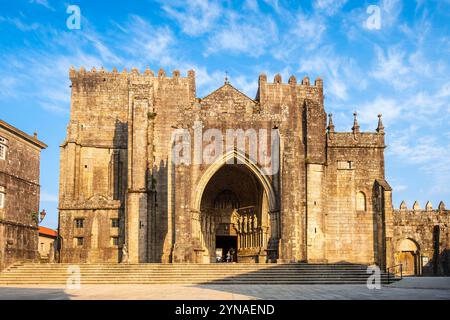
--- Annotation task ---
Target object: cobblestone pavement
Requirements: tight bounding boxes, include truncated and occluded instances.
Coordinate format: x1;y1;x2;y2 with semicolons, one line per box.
0;278;449;300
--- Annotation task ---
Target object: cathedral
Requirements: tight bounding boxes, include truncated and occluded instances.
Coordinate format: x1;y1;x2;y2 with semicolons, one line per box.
58;67;449;276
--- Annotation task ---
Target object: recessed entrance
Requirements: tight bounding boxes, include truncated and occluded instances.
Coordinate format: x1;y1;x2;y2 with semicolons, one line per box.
194;161;274;263
215;236;237;262
396;238;421;276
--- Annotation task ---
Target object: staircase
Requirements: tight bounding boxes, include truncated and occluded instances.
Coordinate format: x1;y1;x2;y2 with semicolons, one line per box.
0;263;398;285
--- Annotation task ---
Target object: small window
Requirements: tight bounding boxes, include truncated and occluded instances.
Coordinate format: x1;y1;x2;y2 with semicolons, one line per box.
111;218;119;228
0;186;5;209
74;218;84;228
337;160;354;170
111;237;119;246
75;237;84;247
0;144;7;160
356;191;367;211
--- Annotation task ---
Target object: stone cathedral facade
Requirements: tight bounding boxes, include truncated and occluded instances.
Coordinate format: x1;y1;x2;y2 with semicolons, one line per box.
58;67;449;275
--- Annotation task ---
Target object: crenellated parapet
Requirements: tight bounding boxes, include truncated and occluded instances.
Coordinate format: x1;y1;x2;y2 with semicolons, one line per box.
69;65;194;81
256;73;324;108
394;200;449;219
327;112;385;148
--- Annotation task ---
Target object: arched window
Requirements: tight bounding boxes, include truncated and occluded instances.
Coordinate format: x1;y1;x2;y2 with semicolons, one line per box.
0;186;5;209
356;191;366;211
0;136;7;160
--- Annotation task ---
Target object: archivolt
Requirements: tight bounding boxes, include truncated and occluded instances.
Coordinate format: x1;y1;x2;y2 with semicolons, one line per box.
191;149;277;212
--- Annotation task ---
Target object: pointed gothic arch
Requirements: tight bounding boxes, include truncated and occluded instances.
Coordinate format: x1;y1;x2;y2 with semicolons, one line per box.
191;149;278;213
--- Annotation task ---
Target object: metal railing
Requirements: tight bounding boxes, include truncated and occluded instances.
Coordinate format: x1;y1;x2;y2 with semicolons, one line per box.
387;264;403;284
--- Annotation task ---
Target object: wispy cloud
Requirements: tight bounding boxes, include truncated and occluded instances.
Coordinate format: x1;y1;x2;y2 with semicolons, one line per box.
29;0;55;11
314;0;348;16
206;17;277;57
161;0;222;36
41;190;58;202
0;16;41;31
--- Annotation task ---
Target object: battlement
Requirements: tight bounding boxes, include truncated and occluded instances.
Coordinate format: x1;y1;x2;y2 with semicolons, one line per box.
326;112;385;148
393;200;449;231
256;73;324;104
396;200;447;213
69;66;195;81
257;73;323;88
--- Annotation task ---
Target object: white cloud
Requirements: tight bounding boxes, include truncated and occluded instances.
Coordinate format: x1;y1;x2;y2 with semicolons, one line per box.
0;16;40;31
314;0;348;15
293;13;326;47
394;184;408;192
370;46;411;90
41;190;58;202
29;0;55;11
357;97;400;127
161;0;222;36
381;0;403;28
297;46;365;101
206;15;277;57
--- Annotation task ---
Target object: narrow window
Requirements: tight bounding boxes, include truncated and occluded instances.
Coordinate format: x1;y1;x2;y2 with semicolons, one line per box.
111;218;119;228
74;218;84;228
75;237;84;247
0;137;7;160
111;237;119;246
356;191;367;211
0;186;5;209
337;160;354;170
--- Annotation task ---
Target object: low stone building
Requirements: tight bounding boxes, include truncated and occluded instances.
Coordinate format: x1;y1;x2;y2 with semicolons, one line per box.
38;226;57;262
58;67;449;275
393;201;449;276
0;120;47;270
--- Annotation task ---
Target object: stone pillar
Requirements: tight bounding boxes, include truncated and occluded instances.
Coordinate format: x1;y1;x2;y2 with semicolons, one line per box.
278;134;306;263
306;163;327;263
126;97;150;263
172;163;196;263
383;187;394;271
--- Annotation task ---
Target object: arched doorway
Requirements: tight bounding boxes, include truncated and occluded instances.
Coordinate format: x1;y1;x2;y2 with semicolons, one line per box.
396;239;421;276
191;151;279;263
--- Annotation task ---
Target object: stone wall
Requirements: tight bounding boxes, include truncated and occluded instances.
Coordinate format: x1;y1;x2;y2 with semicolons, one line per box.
323;124;387;265
0;120;46;270
393;201;449;275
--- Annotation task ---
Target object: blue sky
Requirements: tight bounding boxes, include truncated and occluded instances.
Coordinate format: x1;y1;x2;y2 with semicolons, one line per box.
0;0;449;230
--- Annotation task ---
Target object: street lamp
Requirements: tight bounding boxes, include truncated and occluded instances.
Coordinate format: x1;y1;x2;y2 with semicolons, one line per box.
39;209;46;222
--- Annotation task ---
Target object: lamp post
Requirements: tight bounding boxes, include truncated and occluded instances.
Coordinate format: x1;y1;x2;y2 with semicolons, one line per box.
39;209;46;223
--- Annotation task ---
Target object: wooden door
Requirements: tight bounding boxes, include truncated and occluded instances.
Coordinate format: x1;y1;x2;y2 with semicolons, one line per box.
399;251;416;276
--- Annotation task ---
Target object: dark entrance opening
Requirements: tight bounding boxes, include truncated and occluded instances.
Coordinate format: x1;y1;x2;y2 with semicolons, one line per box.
216;236;237;262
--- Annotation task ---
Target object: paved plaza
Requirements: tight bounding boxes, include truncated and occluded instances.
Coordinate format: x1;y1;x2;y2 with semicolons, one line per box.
0;277;449;300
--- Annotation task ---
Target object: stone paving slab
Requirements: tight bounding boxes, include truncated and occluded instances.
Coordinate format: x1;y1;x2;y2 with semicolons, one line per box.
0;278;450;300
386;277;450;290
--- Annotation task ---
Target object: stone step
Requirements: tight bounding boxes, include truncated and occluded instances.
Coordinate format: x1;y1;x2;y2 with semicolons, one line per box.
0;263;398;285
9;264;369;267
0;273;390;278
7;267;370;271
0;279;396;284
10;265;369;268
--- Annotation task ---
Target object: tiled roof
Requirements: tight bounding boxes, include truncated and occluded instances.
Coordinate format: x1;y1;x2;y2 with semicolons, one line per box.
39;226;58;238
